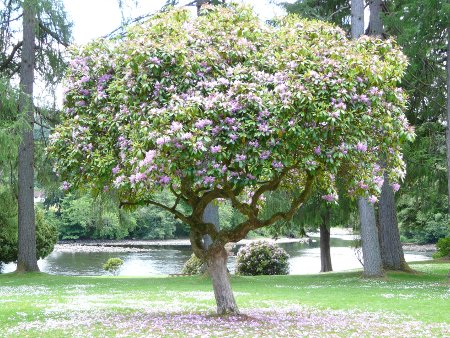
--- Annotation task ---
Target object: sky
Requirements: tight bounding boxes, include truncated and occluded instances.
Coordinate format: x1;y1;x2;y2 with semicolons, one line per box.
62;0;289;44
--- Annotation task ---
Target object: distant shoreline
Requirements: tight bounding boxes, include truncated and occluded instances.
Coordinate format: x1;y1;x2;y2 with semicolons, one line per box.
55;236;313;253
54;231;436;254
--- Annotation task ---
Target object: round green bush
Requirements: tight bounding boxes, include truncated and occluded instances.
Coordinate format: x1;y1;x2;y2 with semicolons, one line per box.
103;257;124;275
0;200;58;265
433;237;450;259
236;241;290;276
181;253;206;275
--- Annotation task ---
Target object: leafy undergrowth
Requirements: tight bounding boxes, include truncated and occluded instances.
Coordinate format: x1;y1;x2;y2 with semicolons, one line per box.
0;261;448;337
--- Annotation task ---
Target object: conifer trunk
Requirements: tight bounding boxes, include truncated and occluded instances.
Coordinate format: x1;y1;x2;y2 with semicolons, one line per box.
378;174;409;271
352;0;383;278
319;210;332;272
358;198;383;277
368;0;383;36
351;0;364;39
446;19;450;214
16;0;39;273
369;0;408;271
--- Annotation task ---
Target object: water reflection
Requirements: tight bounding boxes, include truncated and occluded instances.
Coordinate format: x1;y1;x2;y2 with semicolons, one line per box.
2;236;432;276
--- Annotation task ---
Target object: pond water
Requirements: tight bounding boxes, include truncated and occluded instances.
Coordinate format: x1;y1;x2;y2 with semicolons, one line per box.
2;235;432;276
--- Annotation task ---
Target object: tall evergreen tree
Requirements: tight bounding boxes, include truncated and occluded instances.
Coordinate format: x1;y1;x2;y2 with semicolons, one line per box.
352;0;383;277
0;0;71;272
16;0;38;272
446;8;450;214
383;0;449;242
368;0;409;271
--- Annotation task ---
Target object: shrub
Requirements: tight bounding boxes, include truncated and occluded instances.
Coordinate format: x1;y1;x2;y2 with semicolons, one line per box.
0;197;58;265
433;238;450;259
181;253;206;275
103;258;124;275
236;241;289;276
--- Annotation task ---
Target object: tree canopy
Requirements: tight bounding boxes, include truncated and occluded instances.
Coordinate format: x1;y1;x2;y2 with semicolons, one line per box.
51;4;412;247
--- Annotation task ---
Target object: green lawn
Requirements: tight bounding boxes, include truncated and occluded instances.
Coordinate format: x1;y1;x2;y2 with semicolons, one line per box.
0;261;448;337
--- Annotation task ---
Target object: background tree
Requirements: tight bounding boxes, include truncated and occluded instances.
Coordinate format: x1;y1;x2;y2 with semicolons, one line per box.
352;0;383;278
281;0;411;274
383;0;449;243
367;0;409;271
16;0;39;272
280;0;350;31
50;5;412;314
0;0;71;271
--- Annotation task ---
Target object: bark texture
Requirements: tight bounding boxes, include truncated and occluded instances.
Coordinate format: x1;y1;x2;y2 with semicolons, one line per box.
352;0;383;278
207;244;239;315
378;174;409;271
202;202;220;249
319;221;332;272
351;0;364;39
368;0;383;36
16;1;39;273
446;22;450;214
368;0;407;271
358;198;383;277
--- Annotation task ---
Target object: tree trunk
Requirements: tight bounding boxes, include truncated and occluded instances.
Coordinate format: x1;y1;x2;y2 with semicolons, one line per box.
207;244;239;315
358;198;383;277
202;202;220;249
352;0;383;278
446;20;450;214
351;0;364;39
368;0;383;36
319;209;332;272
16;0;39;273
368;0;407;271
378;174;410;271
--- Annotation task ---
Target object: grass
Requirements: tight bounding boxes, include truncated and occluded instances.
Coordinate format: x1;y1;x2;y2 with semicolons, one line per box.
0;261;448;337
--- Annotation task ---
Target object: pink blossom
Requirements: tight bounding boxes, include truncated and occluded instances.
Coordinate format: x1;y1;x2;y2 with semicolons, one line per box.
314;146;321;155
373;176;384;188
258;123;270;133
156;136;170;145
391;182;400;192
260;150;271;160
356;142;368;152
249;140;259;148
236;154;247;162
135;172;146;182
272;161;283;169
210;145;222;153
368;195;378;204
359;181;369;190
195;119;213;129
159;176;170;184
203;176;215;184
180;132;193;140
114;175;125;186
322;194;337;202
170;121;183;132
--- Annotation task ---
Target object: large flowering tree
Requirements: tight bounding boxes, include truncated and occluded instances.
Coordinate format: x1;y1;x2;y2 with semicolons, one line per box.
50;5;413;314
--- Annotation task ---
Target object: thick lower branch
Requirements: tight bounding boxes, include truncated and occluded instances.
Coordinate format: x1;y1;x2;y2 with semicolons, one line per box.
221;173;315;243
